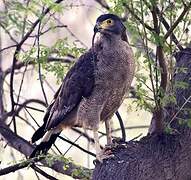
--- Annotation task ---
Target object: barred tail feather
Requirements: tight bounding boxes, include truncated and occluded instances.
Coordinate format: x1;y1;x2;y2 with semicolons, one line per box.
30;129;61;158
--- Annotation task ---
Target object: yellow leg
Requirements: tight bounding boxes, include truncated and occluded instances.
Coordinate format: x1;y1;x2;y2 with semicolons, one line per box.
105;120;112;145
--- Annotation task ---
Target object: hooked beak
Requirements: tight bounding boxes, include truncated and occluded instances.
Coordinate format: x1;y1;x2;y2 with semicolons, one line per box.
94;22;101;33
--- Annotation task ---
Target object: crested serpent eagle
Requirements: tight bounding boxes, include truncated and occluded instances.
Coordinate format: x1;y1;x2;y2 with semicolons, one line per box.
30;14;135;161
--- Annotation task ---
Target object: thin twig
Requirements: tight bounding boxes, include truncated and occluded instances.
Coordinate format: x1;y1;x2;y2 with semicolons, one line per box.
164;2;191;40
15;103;45;113
58;135;96;157
115;111;126;142
0;44;18;53
31;164;58;180
72;127;95;143
0;22;18;44
37;14;48;106
168;95;191;126
123;2;154;32
63;135;82;156
9;0;65;117
99;125;149;139
154;5;183;50
138;0;157;106
29;25;67;38
94;0;110;10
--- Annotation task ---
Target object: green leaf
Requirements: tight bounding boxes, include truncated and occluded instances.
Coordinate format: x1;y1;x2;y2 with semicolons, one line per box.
187;119;191;128
152;33;165;46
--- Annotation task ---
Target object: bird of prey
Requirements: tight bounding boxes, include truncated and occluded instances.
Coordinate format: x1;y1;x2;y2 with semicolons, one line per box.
30;14;135;161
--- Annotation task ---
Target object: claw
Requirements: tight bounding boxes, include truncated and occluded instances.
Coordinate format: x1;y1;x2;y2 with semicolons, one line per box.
94;147;115;163
112;137;125;144
93;159;101;165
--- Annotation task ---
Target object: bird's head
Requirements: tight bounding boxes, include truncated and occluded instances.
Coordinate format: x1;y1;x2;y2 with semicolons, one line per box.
94;14;127;42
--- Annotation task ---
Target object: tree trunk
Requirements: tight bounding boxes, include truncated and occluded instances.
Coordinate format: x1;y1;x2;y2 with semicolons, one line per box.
92;48;191;180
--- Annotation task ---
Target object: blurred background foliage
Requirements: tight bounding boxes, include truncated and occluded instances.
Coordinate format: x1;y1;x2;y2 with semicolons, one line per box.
1;0;191;179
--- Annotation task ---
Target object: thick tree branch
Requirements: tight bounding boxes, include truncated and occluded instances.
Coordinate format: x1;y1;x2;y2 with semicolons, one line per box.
0;122;92;179
151;3;168;133
157;46;167;93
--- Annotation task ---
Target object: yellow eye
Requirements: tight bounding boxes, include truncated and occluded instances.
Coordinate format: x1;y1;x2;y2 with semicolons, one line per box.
106;19;112;24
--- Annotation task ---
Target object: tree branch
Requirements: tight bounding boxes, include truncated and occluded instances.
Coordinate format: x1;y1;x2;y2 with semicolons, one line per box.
164;2;191;40
4;55;76;78
155;6;183;50
123;2;154;32
9;0;65;115
0;22;18;45
115;111;126;142
0;122;92;179
94;0;110;10
30;164;58;180
37;16;48;106
58;135;96;157
93;47;191;180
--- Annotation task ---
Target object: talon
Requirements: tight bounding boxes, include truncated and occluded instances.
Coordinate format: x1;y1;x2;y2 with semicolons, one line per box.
105;144;113;149
103;147;113;155
93;159;100;165
95;147;115;163
96;152;103;163
112;137;124;144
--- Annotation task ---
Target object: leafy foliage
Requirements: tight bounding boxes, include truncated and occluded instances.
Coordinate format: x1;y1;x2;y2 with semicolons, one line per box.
1;0;191;179
107;0;191;114
18;38;86;83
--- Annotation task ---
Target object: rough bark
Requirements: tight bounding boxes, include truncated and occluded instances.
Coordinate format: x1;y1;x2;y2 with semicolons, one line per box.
92;48;191;180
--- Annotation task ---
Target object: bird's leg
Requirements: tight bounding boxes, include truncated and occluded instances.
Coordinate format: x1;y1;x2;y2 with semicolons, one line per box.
83;128;88;138
93;129;102;162
93;126;114;163
104;119;115;157
105;119;112;145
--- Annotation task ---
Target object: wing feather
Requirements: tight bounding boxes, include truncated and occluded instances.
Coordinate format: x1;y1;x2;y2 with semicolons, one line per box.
45;50;96;130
